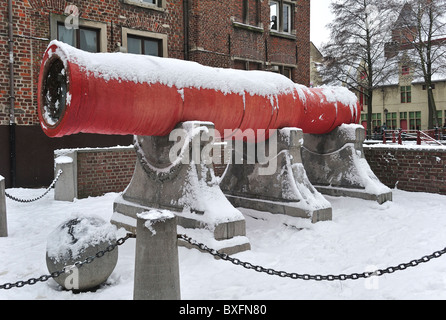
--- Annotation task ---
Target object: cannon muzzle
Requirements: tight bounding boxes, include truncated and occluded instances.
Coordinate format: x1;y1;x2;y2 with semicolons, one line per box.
38;41;360;140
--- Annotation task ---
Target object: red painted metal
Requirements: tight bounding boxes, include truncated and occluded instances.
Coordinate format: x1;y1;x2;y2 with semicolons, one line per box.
38;42;360;141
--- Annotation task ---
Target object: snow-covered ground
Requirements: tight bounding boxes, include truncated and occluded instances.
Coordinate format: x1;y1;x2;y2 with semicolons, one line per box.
1;187;446;300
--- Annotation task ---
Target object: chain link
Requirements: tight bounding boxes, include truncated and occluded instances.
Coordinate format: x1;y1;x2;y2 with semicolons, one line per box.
0;233;135;290
3;232;445;290
5;170;63;203
178;234;446;282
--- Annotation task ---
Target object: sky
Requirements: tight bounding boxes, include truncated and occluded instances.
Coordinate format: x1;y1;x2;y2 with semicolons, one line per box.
310;0;334;49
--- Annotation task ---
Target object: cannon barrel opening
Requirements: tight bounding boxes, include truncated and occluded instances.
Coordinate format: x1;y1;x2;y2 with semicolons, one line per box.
40;57;68;128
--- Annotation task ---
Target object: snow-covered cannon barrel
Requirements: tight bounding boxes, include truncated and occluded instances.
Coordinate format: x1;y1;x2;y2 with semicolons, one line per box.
38;41;360;141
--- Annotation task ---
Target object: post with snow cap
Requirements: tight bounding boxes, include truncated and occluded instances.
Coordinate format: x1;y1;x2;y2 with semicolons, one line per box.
0;175;7;237
133;210;181;300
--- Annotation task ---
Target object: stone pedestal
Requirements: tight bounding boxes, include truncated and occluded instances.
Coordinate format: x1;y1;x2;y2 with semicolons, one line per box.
301;124;392;204
111;121;250;255
220;128;332;223
133;210;181;300
54;153;77;202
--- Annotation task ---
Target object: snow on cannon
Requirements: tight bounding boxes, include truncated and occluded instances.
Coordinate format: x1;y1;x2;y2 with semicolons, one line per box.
38;41;391;254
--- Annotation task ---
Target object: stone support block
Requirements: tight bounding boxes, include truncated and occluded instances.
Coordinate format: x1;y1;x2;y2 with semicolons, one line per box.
302;124;392;204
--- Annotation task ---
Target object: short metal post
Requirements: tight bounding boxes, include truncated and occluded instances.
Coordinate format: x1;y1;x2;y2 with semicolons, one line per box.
417;130;421;145
0;176;8;237
133;210;181;300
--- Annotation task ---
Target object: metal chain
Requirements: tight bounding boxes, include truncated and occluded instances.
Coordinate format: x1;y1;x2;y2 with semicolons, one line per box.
5;170;63;203
178;234;446;282
3;232;445;290
0;233;135;290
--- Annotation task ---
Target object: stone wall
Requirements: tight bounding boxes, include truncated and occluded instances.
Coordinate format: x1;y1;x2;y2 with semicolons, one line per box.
58;144;446;199
364;145;446;195
55;146;136;200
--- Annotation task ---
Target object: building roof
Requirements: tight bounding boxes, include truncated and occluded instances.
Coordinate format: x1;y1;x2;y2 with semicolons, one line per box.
393;3;417;30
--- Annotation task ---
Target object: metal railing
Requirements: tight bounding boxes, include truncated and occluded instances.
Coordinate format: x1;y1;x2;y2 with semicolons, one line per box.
380;128;445;146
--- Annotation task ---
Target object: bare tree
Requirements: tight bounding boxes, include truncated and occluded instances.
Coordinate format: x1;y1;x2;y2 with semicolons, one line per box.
321;0;398;138
393;0;446;129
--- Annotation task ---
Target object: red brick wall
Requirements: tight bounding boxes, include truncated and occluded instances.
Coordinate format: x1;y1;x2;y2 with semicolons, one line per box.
364;146;446;195
2;0;311;124
76;147;136;199
73;145;446;198
188;0;311;84
0;0;186;126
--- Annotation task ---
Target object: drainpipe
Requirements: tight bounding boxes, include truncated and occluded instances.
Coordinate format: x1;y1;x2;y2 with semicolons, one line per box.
183;0;190;60
8;0;16;187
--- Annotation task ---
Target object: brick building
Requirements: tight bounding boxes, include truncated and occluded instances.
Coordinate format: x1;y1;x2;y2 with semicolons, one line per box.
0;0;310;188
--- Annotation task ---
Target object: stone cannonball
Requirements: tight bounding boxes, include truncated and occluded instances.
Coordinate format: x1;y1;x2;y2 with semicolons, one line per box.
46;215;119;292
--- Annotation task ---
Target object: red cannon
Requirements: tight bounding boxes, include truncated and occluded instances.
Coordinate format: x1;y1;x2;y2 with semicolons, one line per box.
38;41;360;141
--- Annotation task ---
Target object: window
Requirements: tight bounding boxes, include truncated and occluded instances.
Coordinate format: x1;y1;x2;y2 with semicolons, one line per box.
436;110;443;126
270;1;292;33
240;0;260;26
359;90;368;110
400;86;411;103
122;28;168;57
385;112;397;130
123;0;165;10
422;83;436;90
402;65;410;75
361;113;383;131
57;22;100;52
270;1;279;31
243;0;249;23
127;35;162;56
372;113;382;129
283;3;291;33
409;111;421;130
282;67;292;79
271;65;293;79
50;14;107;53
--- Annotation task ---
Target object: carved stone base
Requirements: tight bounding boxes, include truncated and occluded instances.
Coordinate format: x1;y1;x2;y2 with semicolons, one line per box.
220;128;332;223
111;121;250;254
302;124;392;204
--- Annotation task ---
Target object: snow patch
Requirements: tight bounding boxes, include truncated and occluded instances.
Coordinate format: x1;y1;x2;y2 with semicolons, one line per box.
137;209;175;236
55;156;73;164
48;40;299;98
46;214;117;263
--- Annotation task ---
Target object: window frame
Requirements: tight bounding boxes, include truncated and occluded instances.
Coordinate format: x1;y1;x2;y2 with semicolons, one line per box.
422;83;436;90
50;14;107;53
122;0;166;11
57;22;101;53
269;0;294;34
400;86;412;103
127;34;163;57
401;65;410;75
385;112;397;130
409;111;421;130
282;3;292;33
122;27;168;58
372;113;382;128
270;1;280;32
